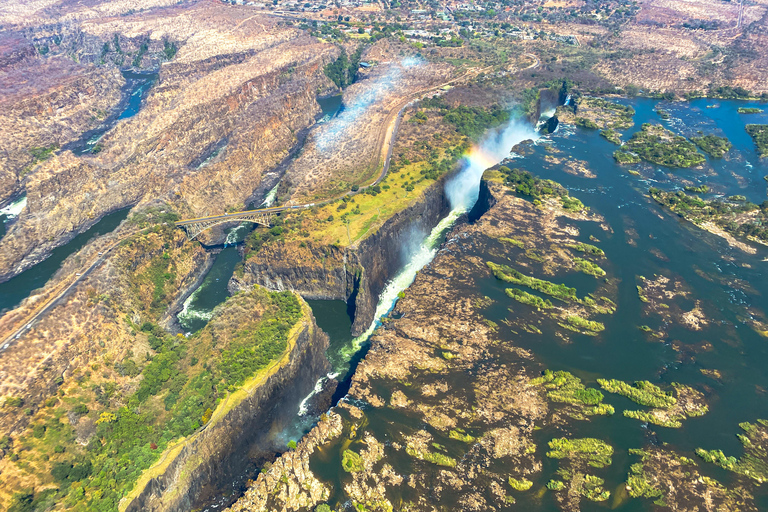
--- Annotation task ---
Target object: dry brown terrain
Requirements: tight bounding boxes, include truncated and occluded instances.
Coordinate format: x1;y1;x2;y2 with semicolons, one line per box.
0;1;338;282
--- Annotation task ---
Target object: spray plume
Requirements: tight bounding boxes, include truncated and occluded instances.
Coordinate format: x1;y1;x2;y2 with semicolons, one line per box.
446;118;538;211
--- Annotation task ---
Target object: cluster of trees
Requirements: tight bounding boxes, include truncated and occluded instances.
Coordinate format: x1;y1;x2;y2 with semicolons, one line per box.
10;289;303;511
323;47;363;89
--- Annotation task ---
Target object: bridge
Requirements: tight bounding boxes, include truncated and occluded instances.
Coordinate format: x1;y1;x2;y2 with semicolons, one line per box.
174;204;313;239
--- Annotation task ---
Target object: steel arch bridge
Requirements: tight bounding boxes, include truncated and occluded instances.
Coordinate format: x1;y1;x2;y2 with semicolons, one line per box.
174;205;305;239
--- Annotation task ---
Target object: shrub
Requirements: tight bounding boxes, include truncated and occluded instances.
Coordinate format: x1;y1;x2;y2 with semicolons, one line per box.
342;449;365;472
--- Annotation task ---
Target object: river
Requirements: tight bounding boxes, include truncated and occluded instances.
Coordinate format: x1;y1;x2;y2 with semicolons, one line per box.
0;207;130;313
303;97;768;510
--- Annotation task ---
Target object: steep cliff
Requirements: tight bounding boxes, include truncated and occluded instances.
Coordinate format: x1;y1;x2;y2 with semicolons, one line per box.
124;299;330;512
231;169;454;335
0;3;338;283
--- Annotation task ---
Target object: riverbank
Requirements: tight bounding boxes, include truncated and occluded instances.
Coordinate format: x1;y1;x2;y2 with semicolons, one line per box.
123;296;329;512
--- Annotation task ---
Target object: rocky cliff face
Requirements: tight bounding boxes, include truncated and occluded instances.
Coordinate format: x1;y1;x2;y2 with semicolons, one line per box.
231;169;454;336
125;301;331;512
0;3;338;283
222;170;625;512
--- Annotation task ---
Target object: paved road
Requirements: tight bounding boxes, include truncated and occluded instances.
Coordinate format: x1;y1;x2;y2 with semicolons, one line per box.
0;230;139;351
1;65;490;351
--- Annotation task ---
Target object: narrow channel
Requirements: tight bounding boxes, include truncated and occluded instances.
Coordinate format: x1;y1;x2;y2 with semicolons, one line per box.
71;70;158;155
0;208;131;313
287;115;540;438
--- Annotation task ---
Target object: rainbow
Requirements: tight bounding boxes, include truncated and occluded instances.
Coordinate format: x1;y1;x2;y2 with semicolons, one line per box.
464;145;499;171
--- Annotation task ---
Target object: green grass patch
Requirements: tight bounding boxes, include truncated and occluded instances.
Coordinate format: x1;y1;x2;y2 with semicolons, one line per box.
623;410;682;428
546;437;613;468
597;379;676;408
405;445;457;467
695;419;768;482
508;477;533;491
738;107;763;114
449;428;475;443
531;370;614;417
565;242;604;257
650;187;768;245
573;257;606;277
563;315;605;333
342;449;365;473
613;150;641;164
600;128;621;145
499;237;525;248
505;288;553;309
487;262;578;302
684;184;709;194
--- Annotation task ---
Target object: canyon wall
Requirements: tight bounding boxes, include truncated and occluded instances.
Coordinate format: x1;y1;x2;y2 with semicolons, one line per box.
231;170;454;336
125;300;330;512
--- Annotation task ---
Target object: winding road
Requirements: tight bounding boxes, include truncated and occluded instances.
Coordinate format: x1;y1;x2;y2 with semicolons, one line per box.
0;64;490;352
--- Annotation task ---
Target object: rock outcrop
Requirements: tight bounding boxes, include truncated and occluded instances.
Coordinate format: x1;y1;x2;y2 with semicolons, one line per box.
0;3;338;282
125;300;331;512
230;167;454;336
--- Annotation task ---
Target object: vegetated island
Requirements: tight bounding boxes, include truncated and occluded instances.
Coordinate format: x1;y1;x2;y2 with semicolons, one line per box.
690;134;732;158
738;107;764;114
556;97;634;145
613;123;705;167
650;187;768;251
746;124;768;157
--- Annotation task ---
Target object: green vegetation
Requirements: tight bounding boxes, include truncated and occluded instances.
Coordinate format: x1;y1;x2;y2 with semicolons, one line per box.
575;117;598;129
600;128;621;145
565;242;604;257
448;429;475;443
162;40;177;60
508;477;533;491
421;97;510;139
132;40;148;67
495;166;565;199
342;449;365;473
11;287;304;511
623;410;682;428
738;107;763;114
684;184;709;194
597;379;676;408
626;450;666;502
691;134;732;158
405;444;457;467
613;150;641;164
746;124;768;157
656;108;671;120
696;419;768;482
571;97;635;130
128;206;180;229
546;438;613;468
650;188;768;245
573;257;606;277
24;143;60;174
324;47;362;88
505;288;553;309
562;315;605;334
623;124;705;168
499;237;525;248
531;370;615;418
488;262;577;302
547;480;565;491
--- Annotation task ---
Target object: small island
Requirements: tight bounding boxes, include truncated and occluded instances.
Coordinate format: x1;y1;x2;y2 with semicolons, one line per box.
614;124;705;168
650;188;768;249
